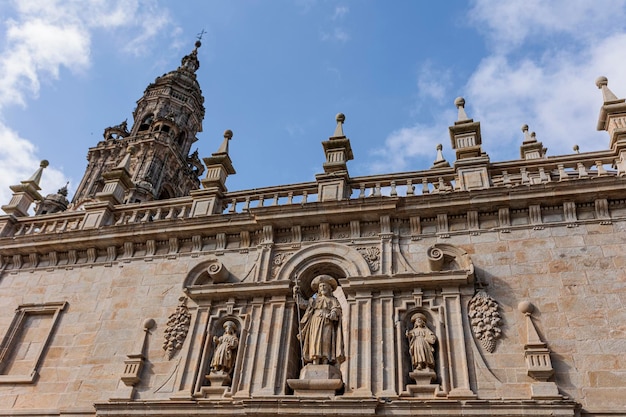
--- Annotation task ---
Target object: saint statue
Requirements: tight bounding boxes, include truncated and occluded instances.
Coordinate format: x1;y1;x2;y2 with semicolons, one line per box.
406;313;437;371
210;321;239;374
294;275;345;365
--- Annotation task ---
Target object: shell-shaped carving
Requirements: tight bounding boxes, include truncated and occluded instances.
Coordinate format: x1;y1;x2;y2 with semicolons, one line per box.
163;296;192;360
468;290;502;353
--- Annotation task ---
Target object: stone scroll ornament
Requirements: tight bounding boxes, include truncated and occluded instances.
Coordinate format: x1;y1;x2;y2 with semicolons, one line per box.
163;296;192;360
468;290;502;353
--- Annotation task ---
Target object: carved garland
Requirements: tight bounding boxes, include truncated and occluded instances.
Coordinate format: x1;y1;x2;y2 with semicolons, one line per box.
163;296;192;360
468;290;502;353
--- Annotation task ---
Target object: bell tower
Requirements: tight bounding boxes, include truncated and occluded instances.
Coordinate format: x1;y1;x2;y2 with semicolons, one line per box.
71;40;206;207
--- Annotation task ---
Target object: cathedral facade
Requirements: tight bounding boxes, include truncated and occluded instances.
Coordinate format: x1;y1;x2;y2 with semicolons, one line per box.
0;42;624;417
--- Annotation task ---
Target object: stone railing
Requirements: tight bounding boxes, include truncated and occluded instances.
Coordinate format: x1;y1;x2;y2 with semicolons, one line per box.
112;197;194;225
220;182;320;214
3;150;621;238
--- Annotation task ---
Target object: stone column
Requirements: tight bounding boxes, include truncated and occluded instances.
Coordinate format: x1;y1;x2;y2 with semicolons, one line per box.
442;286;475;398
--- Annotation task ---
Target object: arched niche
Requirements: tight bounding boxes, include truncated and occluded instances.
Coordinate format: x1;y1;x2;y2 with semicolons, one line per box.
276;242;371;297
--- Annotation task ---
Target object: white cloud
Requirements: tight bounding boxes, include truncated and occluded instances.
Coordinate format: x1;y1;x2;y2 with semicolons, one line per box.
321;28;350;43
372;1;626;172
332;6;349;20
368;116;454;174
0;122;67;208
468;0;626;53
0;0;172;209
417;61;452;104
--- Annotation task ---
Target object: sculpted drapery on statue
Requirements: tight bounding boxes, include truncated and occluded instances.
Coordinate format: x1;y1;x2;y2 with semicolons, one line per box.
294;275;345;365
406;313;437;371
210;321;239;374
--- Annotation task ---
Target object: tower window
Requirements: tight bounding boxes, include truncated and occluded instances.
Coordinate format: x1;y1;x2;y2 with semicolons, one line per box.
138;115;153;132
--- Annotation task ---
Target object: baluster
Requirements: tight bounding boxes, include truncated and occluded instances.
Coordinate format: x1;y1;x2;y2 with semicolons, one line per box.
359;184;366;198
243;196;251;211
406;179;414;196
128;210;139;223
178;206;189;219
577;162;588;178
15;224;26;236
390;181;397;197
422;178;429;194
164;207;175;219
26;223;36;234
287;192;294;205
140;209;152;222
502;170;511;186
302;191;308;204
596;160;608;176
273;193;279;206
229;198;237;213
258;195;265;207
558;164;568;181
521;168;530;184
374;183;381;197
154;208;162;220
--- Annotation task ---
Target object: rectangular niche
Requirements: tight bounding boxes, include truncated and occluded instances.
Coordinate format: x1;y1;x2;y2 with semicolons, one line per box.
0;301;67;383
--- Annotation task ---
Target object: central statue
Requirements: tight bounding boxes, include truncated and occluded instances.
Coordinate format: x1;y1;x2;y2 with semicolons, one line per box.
294;275;345;366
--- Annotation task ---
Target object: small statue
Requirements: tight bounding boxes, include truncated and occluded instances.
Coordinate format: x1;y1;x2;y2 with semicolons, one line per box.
210;321;239;374
406;313;436;371
294;275;345;366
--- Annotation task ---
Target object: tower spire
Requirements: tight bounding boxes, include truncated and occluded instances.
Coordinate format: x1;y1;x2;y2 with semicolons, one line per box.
71;39;207;207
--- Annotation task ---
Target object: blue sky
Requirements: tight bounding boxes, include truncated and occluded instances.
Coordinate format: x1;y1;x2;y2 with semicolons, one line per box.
2;0;626;205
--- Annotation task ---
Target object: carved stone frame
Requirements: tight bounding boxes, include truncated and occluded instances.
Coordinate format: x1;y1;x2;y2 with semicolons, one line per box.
0;301;67;383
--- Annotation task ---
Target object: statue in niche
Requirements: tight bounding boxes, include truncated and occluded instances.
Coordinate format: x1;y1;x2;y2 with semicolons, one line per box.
210;321;239;375
294;275;345;366
406;313;436;371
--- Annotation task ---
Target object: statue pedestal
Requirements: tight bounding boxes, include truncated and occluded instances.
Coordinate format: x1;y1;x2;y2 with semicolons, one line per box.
406;369;438;398
206;371;231;387
199;372;231;398
287;364;343;397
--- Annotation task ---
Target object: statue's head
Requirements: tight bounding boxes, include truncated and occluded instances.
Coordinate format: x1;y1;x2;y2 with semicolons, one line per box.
411;312;427;326
311;274;338;295
223;320;237;333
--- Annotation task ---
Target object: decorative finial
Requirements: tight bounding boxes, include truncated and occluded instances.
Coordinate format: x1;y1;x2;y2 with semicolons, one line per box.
521;124;535;143
596;76;620;103
434;143;445;162
332;113;345;137
573;144;580;153
518;300;534;315
58;181;69;196
454;97;469;121
116;145;135;171
25;160;49;185
216;129;233;154
431;143;449;168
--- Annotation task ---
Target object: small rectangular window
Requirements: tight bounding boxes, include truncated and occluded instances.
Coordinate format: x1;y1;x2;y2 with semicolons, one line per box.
0;301;67;383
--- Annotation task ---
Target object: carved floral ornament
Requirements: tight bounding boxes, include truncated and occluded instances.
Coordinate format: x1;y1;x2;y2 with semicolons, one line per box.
468;290;502;353
357;246;380;272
